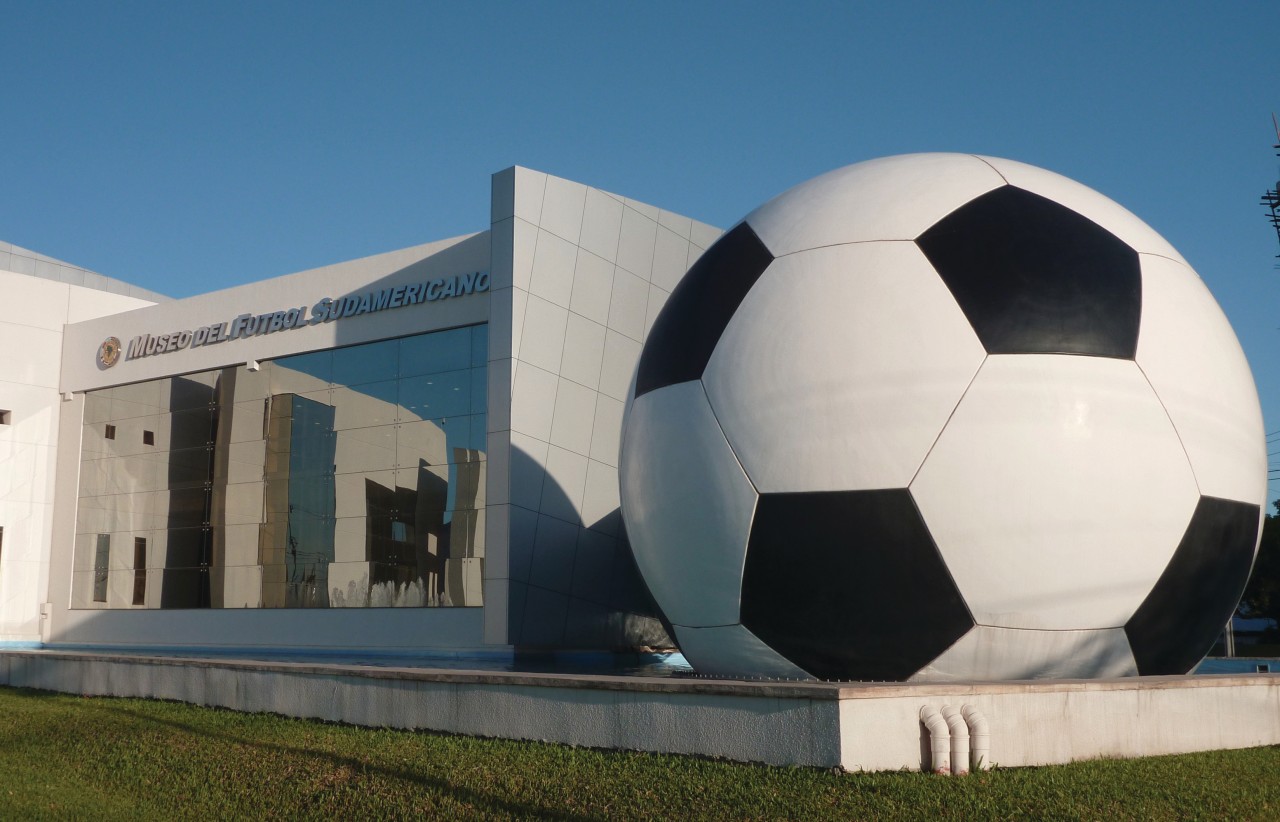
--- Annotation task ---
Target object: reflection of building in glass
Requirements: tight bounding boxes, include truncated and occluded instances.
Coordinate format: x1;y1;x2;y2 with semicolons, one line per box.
262;393;336;608
74;325;488;610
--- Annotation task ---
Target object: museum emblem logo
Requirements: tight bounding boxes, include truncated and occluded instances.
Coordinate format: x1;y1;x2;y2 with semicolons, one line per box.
97;337;122;369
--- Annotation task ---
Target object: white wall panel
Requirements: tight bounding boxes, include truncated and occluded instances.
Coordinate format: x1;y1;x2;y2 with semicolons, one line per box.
569;250;614;326
517;295;568;374
644;284;669;339
486;430;511;506
651;226;691;292
512;168;547;224
570;527;615;600
1136;254;1265;506
0;271;69;331
559;314;606;391
509;287;529;361
482;578;509;644
578;188;624;263
911;355;1201;630
490;167;516;223
509;431;550;512
486;358;513;432
511;219;538;292
529;230;577;308
67;288;155;324
0;442;45;504
0;324;62;388
0;382;62;445
657;209;693;239
539;445;588;525
538;176;587;245
0;502;52;563
624;197;659;221
488;289;515;364
529;514;579;593
489;218;515;291
510;363;558;442
1;268;154;642
548;377;597;457
588;394;624;467
508;503;540;582
35;259;68;282
0;560;43;638
5;253;36;276
82;271;109;292
598;331;642;402
580;460;620;535
689;220;723;251
704;242;986;493
607;268;649;342
616;206;657;279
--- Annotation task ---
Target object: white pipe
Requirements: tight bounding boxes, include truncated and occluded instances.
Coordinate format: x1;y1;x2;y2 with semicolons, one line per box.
961;704;990;772
919;706;951;774
941;705;970;775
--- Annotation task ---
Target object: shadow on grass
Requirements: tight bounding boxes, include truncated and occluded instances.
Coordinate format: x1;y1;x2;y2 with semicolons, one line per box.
5;687;70;699
80;697;596;821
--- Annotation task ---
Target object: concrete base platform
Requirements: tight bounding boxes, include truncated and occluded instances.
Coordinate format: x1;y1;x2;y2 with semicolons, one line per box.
2;650;1278;772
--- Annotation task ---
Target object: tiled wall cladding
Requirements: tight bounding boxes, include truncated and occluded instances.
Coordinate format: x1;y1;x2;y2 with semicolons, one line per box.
487;168;721;649
0;241;167;302
0;258;160;642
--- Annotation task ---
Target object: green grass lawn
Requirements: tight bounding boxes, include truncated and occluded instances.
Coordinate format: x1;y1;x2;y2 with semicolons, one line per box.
1;685;1277;820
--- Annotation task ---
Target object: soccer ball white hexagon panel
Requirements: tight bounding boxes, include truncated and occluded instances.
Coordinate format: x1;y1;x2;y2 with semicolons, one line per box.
703;241;985;493
618;153;1265;682
909;354;1201;631
1136;254;1266;506
618;380;756;629
743;153;1005;254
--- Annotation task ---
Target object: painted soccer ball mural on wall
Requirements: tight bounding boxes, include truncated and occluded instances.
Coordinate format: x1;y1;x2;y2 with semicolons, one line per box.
618;153;1266;682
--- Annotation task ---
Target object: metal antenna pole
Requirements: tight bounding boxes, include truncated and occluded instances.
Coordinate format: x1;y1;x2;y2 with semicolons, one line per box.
1265;114;1280;264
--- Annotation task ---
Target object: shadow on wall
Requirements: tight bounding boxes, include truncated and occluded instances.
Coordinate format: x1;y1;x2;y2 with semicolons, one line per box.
507;446;673;651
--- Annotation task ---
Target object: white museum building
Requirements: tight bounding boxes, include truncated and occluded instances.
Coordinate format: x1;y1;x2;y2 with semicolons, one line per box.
0;166;719;656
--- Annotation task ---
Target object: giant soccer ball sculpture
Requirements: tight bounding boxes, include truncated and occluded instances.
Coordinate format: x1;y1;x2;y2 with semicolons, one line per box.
618;153;1266;682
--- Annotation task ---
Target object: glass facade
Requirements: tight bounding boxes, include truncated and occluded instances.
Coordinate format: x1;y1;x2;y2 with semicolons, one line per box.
72;324;487;609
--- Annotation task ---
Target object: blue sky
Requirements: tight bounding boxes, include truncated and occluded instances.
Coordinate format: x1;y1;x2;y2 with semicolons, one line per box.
3;1;1279;493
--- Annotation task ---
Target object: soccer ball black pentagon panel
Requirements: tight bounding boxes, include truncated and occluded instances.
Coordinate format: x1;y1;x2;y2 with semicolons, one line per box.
619;153;1266;681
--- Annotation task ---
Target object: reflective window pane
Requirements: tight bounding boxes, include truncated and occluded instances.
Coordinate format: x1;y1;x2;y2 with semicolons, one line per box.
470;368;487;415
332;381;398;430
399;370;470;421
333;339;399;387
467;414;488;453
272;349;332;387
400;327;470;377
166;447;213;489
74;323;486;610
168;376;217;412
